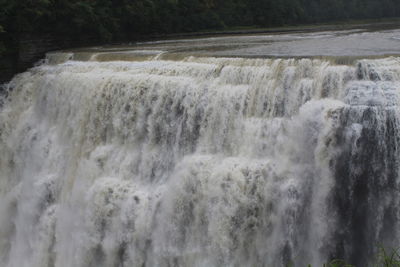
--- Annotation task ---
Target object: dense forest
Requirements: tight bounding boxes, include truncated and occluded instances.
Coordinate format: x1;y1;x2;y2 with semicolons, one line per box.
0;0;400;65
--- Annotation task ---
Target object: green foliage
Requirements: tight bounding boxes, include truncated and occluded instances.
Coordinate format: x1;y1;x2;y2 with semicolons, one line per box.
374;247;400;267
304;248;400;267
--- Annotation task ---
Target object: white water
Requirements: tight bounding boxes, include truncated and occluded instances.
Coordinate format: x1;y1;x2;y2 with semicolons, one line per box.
1;56;400;266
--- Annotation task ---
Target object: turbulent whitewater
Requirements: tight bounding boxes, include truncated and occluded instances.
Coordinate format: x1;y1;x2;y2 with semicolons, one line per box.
1;55;400;267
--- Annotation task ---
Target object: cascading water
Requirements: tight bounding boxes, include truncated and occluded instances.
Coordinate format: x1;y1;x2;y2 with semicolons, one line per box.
1;54;400;267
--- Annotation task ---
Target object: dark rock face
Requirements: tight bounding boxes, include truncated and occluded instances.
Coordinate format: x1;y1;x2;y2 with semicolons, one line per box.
17;35;61;73
0;54;18;85
0;36;56;85
0;34;98;85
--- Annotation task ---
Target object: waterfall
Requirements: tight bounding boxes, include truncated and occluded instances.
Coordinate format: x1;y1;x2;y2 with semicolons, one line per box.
1;56;400;267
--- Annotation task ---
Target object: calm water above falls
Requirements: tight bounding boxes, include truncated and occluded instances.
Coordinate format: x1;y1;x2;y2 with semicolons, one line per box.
2;27;400;267
48;25;400;60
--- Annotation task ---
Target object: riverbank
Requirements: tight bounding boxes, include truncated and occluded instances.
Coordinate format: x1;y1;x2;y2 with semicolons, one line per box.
150;17;400;39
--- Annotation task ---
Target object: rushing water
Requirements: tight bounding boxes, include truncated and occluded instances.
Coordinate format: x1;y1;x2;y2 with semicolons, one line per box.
2;27;400;267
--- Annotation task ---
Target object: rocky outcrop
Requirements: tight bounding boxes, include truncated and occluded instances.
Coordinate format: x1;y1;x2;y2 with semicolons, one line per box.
0;34;97;85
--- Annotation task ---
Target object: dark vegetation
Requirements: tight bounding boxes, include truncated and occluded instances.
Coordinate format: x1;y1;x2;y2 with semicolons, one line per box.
318;247;400;267
1;0;400;45
0;0;400;82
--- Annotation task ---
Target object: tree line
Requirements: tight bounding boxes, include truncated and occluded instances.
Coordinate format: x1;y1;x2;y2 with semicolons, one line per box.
1;0;400;57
